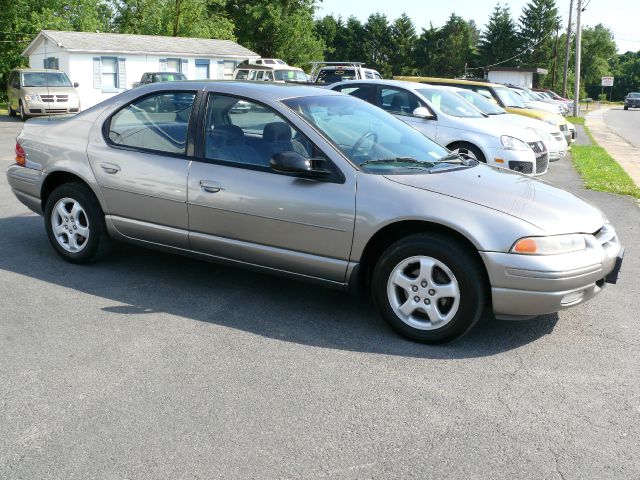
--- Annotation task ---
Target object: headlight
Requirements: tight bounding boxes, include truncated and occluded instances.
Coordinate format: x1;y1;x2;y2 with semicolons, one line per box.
511;234;587;255
501;135;529;151
24;94;40;102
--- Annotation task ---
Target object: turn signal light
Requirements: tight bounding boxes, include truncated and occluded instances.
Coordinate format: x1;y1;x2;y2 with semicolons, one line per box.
513;238;537;254
15;142;26;167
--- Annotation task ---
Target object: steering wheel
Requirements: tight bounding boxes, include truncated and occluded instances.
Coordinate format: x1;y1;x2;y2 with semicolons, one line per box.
351;131;378;154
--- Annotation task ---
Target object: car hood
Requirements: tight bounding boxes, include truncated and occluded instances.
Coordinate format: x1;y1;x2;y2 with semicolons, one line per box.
441;116;541;142
384;164;605;235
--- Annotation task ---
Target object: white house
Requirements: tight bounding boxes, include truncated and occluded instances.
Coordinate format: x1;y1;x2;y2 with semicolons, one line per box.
23;30;260;109
486;67;549;88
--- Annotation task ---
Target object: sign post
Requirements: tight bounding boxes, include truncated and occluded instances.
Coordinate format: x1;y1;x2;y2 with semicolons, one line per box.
601;77;614;102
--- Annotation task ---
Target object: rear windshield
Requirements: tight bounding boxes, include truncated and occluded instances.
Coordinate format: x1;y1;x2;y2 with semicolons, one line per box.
152;73;187;82
317;69;357;83
274;69;308;82
22;72;72;87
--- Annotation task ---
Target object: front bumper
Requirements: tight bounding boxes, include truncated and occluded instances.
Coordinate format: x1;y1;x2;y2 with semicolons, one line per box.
487;147;546;176
24;99;80;116
480;225;623;317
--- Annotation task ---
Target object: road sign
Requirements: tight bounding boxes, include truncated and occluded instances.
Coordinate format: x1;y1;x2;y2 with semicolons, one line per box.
601;76;614;87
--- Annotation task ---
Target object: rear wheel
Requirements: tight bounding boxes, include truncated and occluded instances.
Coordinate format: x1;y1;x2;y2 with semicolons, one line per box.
372;233;487;344
44;183;112;264
448;142;486;163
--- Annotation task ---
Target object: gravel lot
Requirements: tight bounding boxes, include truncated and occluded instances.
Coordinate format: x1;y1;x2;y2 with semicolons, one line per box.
1;115;639;479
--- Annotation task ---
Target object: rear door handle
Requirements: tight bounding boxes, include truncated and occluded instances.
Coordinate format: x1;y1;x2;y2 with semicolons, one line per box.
199;180;224;193
100;162;121;174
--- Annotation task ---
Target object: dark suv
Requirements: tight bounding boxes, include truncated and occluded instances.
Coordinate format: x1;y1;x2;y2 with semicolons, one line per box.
624;92;640;110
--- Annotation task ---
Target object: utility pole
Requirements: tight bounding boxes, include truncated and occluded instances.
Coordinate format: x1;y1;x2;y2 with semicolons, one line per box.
562;0;574;98
572;0;582;116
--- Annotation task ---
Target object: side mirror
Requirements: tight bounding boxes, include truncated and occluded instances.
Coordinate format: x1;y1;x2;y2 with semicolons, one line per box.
412;107;434;119
270;151;331;179
73;82;79;88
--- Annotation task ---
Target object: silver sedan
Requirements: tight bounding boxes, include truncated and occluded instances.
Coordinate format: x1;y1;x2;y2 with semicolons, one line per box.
6;81;623;343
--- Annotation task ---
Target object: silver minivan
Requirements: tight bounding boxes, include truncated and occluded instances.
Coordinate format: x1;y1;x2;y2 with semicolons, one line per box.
6;68;81;121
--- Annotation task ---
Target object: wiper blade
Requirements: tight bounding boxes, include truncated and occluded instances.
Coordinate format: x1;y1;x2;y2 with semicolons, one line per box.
360;157;433;167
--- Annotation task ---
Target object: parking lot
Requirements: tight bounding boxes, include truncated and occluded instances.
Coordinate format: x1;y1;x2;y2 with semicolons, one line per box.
1;114;639;479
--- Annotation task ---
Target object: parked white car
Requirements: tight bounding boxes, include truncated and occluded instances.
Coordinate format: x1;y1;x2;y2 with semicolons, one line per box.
450;87;568;162
331;80;549;176
509;87;565;116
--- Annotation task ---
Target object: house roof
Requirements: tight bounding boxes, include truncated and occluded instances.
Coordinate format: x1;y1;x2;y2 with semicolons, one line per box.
23;30;260;59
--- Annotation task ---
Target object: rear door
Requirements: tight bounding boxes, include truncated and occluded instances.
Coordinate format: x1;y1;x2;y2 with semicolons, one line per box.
87;89;198;247
186;93;356;282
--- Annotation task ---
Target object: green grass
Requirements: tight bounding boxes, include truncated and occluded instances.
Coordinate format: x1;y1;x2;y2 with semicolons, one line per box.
0;106;7;116
566;116;585;125
571;143;640;199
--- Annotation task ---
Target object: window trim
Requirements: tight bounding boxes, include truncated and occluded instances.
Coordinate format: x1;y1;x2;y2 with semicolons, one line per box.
193;91;345;184
102;89;200;159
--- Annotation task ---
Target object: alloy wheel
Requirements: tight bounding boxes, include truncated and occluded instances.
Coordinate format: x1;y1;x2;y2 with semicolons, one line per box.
50;197;90;253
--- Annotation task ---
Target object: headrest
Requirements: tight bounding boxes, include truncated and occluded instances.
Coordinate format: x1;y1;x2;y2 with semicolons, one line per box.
210;124;244;145
390;94;405;109
263;122;291;142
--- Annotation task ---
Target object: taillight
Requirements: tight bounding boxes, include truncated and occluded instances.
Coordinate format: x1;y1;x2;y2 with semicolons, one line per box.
15;142;25;167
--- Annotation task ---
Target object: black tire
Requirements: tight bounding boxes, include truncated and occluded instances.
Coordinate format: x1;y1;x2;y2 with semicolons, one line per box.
372;233;487;344
18;101;28;122
447;142;486;163
44;182;112;264
624;106;628;110
8;103;16;117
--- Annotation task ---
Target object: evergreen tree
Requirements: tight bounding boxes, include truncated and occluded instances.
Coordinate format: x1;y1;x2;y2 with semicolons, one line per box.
390;13;417;75
518;0;560;69
478;4;519;68
438;13;477;77
363;13;392;75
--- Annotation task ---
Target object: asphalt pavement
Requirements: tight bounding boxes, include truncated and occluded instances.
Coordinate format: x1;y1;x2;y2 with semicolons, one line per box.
604;106;640;149
1;115;639;479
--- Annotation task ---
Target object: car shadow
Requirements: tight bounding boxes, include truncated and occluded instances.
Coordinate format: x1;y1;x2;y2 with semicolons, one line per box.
0;214;559;359
0;114;21;123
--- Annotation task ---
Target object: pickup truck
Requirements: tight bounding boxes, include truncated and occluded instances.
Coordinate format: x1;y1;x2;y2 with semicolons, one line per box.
310;62;382;84
132;72;187;88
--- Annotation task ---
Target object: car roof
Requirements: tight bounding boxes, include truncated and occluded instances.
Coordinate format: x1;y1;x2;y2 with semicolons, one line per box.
330;79;450;91
394;76;505;88
135;80;341;101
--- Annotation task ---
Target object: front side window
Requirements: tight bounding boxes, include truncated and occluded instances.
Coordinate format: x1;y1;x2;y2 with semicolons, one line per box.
107;91;196;155
283;95;455;174
101;57;118;88
204;94;313;168
416;88;484;118
379;87;422;115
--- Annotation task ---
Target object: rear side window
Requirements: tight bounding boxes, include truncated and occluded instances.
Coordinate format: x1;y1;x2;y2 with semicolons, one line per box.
107;91;196;155
333;84;375;103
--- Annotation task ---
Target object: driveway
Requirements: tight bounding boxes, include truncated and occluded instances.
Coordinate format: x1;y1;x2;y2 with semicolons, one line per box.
0;118;639;479
604;106;640;149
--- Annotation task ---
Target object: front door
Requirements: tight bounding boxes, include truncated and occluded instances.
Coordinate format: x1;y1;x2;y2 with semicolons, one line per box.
376;85;438;141
87;90;197;247
187;94;356;282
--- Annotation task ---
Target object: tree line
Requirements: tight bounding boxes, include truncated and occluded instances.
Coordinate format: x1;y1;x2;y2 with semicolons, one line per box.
0;0;638;100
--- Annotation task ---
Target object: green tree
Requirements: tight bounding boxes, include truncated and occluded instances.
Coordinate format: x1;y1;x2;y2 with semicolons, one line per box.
518;0;560;69
225;0;324;66
438;13;477;77
478;3;519;69
415;23;444;76
390;13;417;75
580;24;617;96
363;13;392;76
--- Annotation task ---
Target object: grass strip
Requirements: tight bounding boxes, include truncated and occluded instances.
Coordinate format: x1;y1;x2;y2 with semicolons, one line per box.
566;116;584;125
571;142;640;199
0;107;7;116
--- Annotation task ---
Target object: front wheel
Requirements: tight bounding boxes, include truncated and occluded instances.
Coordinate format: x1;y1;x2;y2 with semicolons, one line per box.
448;143;486;163
44;183;112;264
8;102;16;117
19;102;28;121
372;233;487;344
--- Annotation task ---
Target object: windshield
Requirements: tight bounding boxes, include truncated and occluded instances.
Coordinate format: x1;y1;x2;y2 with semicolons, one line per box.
511;88;536;102
453;89;506;115
274;69;308;82
22;72;72;87
282;95;464;174
317;69;357;83
628;93;640;98
416;88;484;118
494;86;526;108
152;73;187;82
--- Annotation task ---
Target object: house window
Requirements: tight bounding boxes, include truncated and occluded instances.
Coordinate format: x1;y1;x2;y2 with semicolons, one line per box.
195;59;210;80
166;58;181;72
101;57;118;88
43;57;59;70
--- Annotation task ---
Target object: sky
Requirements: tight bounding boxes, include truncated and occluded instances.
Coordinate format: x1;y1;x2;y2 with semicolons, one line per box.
315;0;640;53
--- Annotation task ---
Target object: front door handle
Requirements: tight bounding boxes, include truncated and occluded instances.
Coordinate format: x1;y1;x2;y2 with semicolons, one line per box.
199;180;224;193
100;162;121;174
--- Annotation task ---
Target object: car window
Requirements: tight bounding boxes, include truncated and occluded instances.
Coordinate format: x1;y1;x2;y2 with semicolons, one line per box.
365;71;373;79
334;84;374;103
317;69;357;83
204;94;314;169
455;89;505;115
417;88;484;118
283;95;451;173
378;87;422;115
494;86;526;108
235;69;249;80
373;72;382;80
107;91;196;155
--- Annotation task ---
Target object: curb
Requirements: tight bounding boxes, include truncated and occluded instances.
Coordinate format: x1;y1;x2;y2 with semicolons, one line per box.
584;107;640;188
